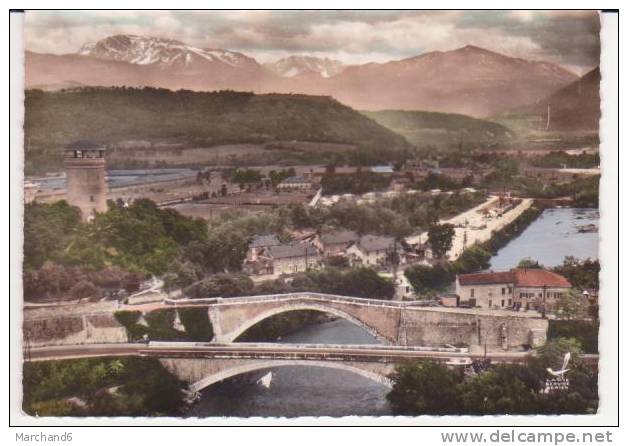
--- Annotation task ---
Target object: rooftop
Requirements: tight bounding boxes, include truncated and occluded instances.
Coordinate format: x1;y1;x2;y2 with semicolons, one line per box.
65;140;106;150
269;244;319;259
280;176;313;184
320;229;359;246
250;234;281;248
513;269;572;288
371;165;394;174
457;269;571;288
355;234;395;252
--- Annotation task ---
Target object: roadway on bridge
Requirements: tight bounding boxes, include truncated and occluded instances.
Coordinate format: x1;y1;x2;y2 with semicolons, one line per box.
26;342;537;363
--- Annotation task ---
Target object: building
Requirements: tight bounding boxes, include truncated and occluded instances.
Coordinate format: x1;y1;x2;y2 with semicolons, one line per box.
247;234;281;262
277;176;316;191
313;230;360;257
346;235;398;267
370;165;395;174
455;269;571;311
268;244;321;275
64;141;108;221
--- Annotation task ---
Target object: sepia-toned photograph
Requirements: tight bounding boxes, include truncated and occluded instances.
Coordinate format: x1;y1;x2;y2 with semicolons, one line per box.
10;9;616;425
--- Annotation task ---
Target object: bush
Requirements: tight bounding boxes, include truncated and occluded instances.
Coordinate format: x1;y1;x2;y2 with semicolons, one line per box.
548;320;599;354
178;307;214;341
387;361;461;415
22;357;185;416
69;280;98;300
184;273;255;299
404;264;454;293
114;310;141;327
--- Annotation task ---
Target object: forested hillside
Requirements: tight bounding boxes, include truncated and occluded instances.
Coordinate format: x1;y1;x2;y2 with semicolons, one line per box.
24;87;411;174
363;109;514;151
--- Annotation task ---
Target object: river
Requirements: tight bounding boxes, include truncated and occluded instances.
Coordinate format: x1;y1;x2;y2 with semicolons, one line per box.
186;318;392;418
489;207;599;270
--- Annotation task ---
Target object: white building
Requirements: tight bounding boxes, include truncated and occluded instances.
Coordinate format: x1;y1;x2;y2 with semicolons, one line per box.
346;235;398;267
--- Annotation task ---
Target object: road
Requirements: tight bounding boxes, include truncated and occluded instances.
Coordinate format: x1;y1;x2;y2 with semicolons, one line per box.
26;342;597;365
405;196;533;261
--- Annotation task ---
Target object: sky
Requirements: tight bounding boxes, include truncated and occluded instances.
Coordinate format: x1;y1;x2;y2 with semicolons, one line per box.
24;10;601;74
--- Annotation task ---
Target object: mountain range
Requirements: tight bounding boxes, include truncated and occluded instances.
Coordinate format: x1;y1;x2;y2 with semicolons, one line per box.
26;34;587;117
522;67;601;132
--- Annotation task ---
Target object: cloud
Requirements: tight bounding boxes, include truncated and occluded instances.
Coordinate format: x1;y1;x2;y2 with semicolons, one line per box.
23;10;600;72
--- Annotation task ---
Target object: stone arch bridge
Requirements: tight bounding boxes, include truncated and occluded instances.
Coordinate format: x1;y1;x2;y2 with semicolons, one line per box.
166;292;548;354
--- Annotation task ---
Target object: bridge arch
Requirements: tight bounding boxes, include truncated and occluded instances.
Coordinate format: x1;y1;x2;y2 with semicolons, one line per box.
224;303;390;344
188;360;393;392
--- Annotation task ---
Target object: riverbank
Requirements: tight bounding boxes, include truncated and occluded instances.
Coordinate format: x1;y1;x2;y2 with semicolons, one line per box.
405;196;533;261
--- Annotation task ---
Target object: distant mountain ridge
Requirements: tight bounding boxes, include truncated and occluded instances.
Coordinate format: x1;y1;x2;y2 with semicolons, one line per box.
524;67;601;132
264;55;345;78
78;35;258;69
26;35;585;116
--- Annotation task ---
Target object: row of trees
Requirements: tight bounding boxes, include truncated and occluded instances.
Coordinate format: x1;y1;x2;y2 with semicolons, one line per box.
180;267;395;301
387;338;598;415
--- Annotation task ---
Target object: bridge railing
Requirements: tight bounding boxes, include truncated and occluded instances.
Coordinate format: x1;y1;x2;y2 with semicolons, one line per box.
147;341;470;354
163;292;440;308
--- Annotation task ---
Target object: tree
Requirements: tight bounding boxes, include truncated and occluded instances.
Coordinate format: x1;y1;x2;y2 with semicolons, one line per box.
184;273;254;299
23;201;82;270
457;364;540;414
387;361;461;415
453;245;492;274
553;257;600;290
556;289;589;320
69;280;98;300
427;223;455;259
532;337;583;374
404;264;453;293
517;258;543;269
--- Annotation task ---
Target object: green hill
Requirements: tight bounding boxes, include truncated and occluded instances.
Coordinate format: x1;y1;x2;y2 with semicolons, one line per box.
24;87;411;174
363;109;514;151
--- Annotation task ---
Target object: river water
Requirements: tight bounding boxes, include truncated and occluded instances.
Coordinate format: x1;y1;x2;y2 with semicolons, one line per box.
186;319;392;418
489;208;599;270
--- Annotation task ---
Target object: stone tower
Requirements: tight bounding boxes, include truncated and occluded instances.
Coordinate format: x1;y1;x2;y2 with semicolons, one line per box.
64;141;108;221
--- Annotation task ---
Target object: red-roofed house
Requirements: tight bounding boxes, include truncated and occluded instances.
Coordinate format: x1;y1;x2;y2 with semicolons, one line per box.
456;268;571;311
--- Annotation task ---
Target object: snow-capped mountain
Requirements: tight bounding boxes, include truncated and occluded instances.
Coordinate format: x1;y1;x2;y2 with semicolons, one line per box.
264;56;345;78
26;37;583;116
78;35;258;69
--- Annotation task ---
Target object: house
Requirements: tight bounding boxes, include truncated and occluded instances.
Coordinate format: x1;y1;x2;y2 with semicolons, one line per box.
277;176;316;191
313;230;360;257
346;235;398;267
247;234;281;261
455;269;572;311
268;244;321;275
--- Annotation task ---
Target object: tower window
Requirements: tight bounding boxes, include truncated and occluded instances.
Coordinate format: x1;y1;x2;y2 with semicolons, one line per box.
90;195;95;202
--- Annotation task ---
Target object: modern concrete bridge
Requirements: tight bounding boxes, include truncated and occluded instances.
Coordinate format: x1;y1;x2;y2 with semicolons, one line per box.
24;342;535;391
25;342;600;392
165;292;549;353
